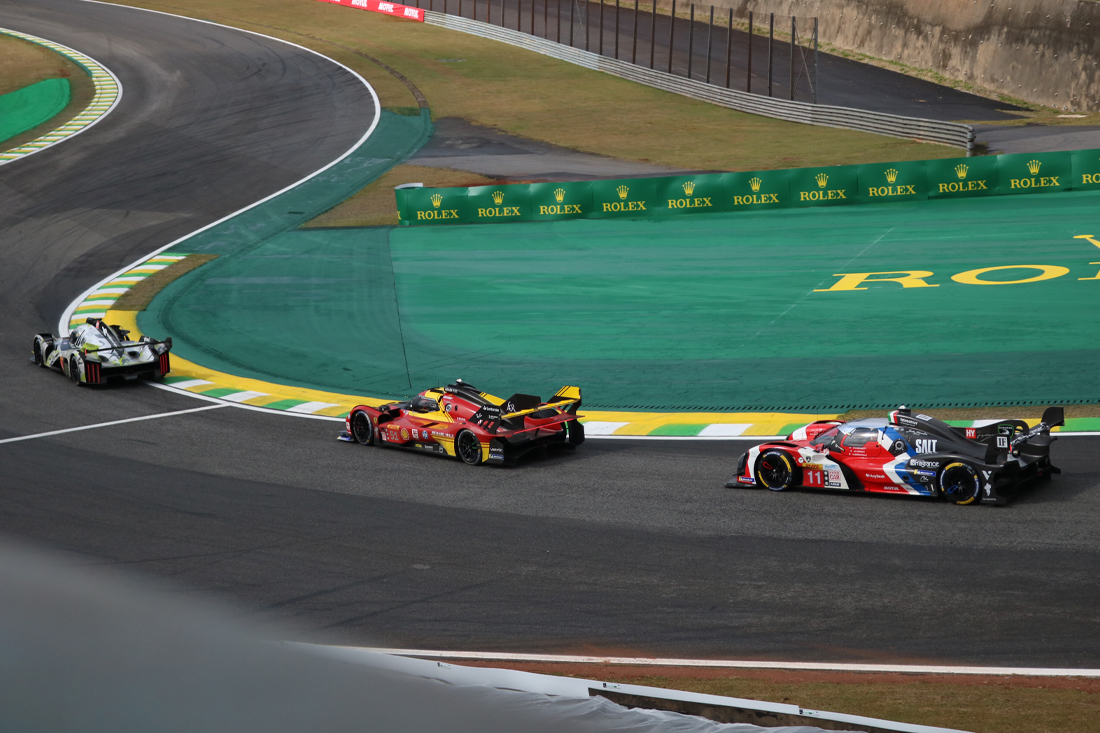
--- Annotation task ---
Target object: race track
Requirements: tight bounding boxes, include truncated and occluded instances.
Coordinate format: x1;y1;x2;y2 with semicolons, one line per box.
1;0;1099;669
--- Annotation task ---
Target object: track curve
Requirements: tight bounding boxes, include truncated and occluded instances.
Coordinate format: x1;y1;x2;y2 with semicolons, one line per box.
1;0;1099;669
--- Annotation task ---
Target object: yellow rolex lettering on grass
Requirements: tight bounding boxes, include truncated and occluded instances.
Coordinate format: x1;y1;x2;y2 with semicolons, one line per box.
815;271;939;292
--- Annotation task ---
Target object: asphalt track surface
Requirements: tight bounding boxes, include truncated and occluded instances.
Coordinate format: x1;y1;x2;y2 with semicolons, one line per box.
2;0;1100;669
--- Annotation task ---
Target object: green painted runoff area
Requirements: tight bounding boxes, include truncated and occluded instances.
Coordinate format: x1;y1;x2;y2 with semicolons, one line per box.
143;177;1100;410
0;78;69;143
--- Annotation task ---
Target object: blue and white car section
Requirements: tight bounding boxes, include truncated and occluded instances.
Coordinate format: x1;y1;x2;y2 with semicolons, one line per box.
33;319;172;386
728;406;1064;506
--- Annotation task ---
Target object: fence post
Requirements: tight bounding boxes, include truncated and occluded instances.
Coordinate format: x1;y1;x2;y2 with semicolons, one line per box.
556;0;561;41
746;11;752;93
705;5;713;84
767;12;773;97
459;0;463;17
600;0;605;55
687;5;695;78
631;0;638;63
667;0;676;74
789;16;795;100
813;17;819;104
531;0;535;34
569;0;574;45
725;8;732;88
615;0;620;59
585;0;590;50
501;0;505;27
429;0;433;12
649;1;656;68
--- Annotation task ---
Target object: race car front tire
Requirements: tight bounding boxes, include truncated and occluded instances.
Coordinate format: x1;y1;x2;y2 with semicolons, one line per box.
939;462;981;505
455;429;483;466
32;338;45;367
351;411;374;445
755;450;797;491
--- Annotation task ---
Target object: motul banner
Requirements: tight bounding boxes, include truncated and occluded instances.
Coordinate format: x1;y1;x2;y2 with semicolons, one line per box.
317;0;425;22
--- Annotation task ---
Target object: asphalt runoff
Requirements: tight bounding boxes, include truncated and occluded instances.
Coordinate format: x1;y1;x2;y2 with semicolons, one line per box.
1;0;1098;670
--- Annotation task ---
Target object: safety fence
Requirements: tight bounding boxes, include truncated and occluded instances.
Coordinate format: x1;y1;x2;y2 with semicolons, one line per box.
416;7;974;150
397;148;1100;225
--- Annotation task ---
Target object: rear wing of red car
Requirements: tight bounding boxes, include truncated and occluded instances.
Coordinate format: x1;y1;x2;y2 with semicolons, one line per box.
473;386;582;433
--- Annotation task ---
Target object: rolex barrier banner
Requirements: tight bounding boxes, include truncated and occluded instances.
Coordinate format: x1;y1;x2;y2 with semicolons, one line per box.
926;155;998;199
723;170;791;210
657;174;727;216
395;148;1100;226
529;181;591;221
998;151;1071;195
789;165;859;208
590;177;659;219
856;160;927;204
400;185;469;225
468;183;531;224
1071;148;1100;190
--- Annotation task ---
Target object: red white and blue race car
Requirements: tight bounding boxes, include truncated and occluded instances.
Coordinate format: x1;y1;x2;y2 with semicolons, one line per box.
339;379;584;465
726;406;1064;505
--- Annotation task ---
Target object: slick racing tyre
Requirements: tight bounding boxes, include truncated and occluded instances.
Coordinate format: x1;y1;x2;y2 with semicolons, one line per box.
32;338;44;367
69;356;82;386
939;462;981;505
351;411;374;445
455;429;483;466
755;450;797;491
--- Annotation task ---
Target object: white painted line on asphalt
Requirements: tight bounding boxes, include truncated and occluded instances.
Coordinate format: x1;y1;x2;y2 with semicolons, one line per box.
581;421;630;435
364;648;1100;677
220;390;268;403
285;401;340;413
0;404;229;445
164;379;213;390
698;423;752;437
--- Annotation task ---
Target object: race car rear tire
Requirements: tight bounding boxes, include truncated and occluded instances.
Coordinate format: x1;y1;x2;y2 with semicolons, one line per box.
351;411;374;445
755;450;797;491
69;357;82;386
32;338;44;367
455;429;483;466
939;462;981;505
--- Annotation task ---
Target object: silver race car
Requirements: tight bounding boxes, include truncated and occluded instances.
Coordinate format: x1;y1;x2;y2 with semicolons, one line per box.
32;318;172;386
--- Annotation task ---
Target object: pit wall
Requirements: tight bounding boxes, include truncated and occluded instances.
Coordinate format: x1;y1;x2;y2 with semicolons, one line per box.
398;147;1100;225
659;0;1100;113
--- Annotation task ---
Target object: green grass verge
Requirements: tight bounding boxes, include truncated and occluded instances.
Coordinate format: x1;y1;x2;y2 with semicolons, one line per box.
106;0;957;173
0;33;97;153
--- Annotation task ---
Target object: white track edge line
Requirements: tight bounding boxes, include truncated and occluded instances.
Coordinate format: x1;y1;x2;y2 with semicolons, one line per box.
0;29;123;167
146;383;345;421
361;647;1100;677
59;0;382;336
0;404;228;445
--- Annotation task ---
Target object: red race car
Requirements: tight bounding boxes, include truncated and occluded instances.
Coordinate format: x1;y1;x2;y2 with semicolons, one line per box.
725;406;1064;505
339;379;584;465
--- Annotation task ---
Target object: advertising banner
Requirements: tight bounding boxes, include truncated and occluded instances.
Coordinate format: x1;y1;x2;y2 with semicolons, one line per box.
856;160;927;204
315;0;425;22
529;181;591;221
1071;148;1100;190
997;151;1071;195
589;177;659;219
467;183;531;224
723;170;791;210
400;185;468;225
926;155;998;199
789;165;859;208
656;173;727;216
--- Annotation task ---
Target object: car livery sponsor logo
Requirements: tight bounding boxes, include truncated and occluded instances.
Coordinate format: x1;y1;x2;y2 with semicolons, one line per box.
864;473;887;480
913;469;936;477
799;462;823;471
825;467;843;487
996;436;1009;449
965;428;977;439
914;439;937;454
400;428;409;440
737;475;756;484
412;429;419;439
910;458;940;468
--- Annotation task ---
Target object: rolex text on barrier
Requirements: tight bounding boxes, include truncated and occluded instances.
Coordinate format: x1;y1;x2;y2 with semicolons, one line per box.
529;181;591;221
856;161;927;203
401;185;468;224
723;170;791;209
789;166;859;207
658;174;726;215
468;183;530;223
316;0;425;22
1071;148;1100;190
998;152;1071;194
590;178;658;218
394;149;1099;226
926;155;998;199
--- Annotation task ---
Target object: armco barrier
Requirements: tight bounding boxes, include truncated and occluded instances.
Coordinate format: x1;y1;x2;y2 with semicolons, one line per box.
397;148;1100;225
421;11;974;151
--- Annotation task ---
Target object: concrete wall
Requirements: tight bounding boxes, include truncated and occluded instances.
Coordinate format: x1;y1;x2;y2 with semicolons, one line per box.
661;0;1100;113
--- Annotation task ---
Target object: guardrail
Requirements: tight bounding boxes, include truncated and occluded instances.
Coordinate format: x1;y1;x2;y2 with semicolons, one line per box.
423;10;974;152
